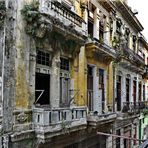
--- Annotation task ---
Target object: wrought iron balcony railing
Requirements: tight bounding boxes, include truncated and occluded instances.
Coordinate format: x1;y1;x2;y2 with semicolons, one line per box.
122;101;147;113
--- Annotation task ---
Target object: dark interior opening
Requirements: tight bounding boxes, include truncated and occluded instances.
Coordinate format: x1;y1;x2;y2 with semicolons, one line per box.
35;73;50;105
88;20;94;39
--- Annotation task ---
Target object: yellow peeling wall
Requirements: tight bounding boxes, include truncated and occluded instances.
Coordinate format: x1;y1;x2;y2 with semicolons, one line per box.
76;46;114;107
15;0;34;109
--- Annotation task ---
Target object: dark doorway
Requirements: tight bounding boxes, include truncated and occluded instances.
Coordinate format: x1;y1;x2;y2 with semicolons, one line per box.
126;78;130;102
99;69;105;113
139;82;142;101
116;75;121;111
35;73;50;105
116;129;120;148
87;65;94;111
133;80;137;104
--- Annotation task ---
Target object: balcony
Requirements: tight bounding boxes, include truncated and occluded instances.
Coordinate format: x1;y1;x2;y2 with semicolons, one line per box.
122;101;146;114
118;47;145;72
38;0;86;40
85;41;117;60
87;111;117;127
33;106;87;139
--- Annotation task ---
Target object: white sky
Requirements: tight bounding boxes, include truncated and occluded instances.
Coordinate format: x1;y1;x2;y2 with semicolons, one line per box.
128;0;148;40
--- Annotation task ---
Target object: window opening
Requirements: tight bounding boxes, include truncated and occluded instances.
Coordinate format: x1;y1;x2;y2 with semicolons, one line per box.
116;129;121;148
116;75;121;111
139;82;142;101
99;69;105;113
60;58;70;107
35;73;50;105
133;80;137;104
87;65;94;111
126;78;130;102
88;3;95;38
36;50;51;66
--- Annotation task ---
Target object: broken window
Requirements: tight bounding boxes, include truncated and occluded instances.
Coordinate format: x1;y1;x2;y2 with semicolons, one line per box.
35;50;51;106
60;57;70;107
35;73;50;105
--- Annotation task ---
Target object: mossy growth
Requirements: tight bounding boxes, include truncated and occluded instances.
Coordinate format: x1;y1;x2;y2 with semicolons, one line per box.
112;35;120;49
0;1;6;29
21;1;41;37
143;109;148;116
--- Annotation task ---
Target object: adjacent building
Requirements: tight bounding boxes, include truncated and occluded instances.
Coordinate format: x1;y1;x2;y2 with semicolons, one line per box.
0;0;147;148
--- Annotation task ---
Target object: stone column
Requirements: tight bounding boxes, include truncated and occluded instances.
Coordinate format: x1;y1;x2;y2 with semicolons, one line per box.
130;76;133;103
136;76;139;102
121;74;126;109
93;8;100;40
78;46;87;106
141;81;143;101
50;52;60;108
114;68;117;112
93;66;99;112
120;128;124;148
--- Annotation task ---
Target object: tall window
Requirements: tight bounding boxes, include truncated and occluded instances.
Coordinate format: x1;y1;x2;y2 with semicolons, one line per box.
35;50;51;105
88;3;95;38
126;78;130;102
143;85;145;101
116;75;122;111
87;65;94;111
139;82;142;101
125;28;130;47
133;35;137;51
133;80;137;104
110;18;113;42
36;50;51;66
99;14;106;43
99;69;105;113
60;58;70;107
116;18;122;35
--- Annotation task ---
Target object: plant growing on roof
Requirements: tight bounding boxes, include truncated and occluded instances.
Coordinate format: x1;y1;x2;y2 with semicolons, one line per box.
0;1;6;29
21;1;48;38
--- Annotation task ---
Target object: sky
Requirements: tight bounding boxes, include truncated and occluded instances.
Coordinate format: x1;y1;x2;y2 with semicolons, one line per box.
128;0;148;40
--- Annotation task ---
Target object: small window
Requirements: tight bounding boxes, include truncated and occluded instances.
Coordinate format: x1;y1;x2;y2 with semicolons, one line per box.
133;35;137;51
36;50;51;66
143;118;145;123
60;58;70;71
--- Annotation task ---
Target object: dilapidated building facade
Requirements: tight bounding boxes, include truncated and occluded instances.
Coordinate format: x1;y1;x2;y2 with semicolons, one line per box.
0;0;148;148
